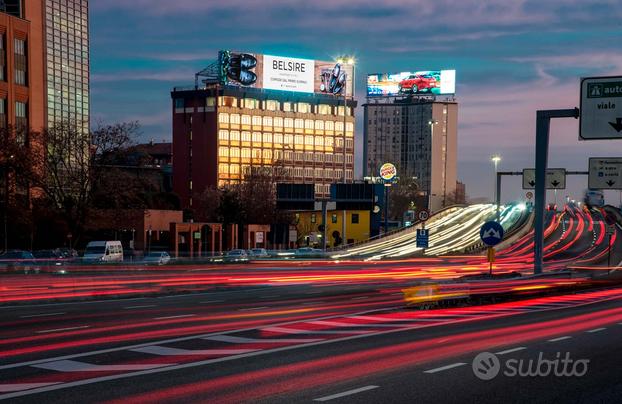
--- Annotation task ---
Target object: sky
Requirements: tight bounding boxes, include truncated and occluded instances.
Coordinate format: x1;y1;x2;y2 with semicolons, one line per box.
90;0;622;204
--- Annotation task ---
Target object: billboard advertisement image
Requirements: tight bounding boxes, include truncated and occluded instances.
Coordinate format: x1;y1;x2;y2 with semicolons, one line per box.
219;50;353;96
367;70;456;97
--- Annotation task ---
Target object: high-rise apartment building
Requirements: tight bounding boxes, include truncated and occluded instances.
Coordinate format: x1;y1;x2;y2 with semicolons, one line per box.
172;87;356;208
0;0;89;134
363;99;458;212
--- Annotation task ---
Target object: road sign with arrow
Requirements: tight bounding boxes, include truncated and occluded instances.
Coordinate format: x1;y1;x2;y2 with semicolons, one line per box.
480;221;504;247
589;157;622;189
580;76;622;140
522;168;566;190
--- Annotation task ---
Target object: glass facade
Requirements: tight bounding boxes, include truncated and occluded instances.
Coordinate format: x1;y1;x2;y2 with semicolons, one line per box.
216;98;355;197
44;0;89;134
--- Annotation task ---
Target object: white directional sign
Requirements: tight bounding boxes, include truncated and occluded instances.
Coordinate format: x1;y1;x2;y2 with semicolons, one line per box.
522;168;566;190
580;76;622;140
588;157;622;189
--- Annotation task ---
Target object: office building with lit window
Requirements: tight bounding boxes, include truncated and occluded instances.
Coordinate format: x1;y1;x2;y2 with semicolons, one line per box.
171;85;356;209
363;99;458;212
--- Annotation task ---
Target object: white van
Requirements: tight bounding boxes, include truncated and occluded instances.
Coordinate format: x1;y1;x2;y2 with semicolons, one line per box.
83;241;124;262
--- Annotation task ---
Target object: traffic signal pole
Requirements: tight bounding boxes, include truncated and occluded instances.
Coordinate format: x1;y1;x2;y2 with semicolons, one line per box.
533;108;579;274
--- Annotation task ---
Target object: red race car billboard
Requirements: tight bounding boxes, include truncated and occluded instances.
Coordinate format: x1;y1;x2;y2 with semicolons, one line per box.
367;70;456;96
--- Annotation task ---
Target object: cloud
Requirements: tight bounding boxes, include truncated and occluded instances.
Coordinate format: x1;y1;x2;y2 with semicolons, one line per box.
91;69;197;83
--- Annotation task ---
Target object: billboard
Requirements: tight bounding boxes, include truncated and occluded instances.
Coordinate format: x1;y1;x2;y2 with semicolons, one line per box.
218;50;354;96
367;70;456;97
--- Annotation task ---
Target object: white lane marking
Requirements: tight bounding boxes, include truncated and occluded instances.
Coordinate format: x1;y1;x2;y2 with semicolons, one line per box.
313;385;379;401
260;295;279;299
199;300;224;304
348;315;443;323
586;327;606;333
33;360;173;372
238;307;269;311
351;296;369;300
302;301;323;305
424;362;467;373
263;326;372;335
123;305;156;310
495;347;527;355
205;335;322;344
0;383;62;392
548;336;572;342
19;312;65;318
308;320;409;328
153;314;196;320
130;346;257;356
0;305;402;372
36;326;89;334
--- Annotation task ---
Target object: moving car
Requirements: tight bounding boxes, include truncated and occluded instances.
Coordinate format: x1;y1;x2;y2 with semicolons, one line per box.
0;250;40;273
83;241;124;262
398;74;437;93
295;247;325;258
142;251;171;265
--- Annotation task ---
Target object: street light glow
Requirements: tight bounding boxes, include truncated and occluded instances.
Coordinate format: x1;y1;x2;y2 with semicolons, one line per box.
491;155;501;163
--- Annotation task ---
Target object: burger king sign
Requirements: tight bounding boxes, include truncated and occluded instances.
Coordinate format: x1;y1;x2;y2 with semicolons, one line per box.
379;163;397;183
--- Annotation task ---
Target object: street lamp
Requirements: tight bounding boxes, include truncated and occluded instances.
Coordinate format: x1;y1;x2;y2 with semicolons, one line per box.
336;56;355;245
491;155;501;218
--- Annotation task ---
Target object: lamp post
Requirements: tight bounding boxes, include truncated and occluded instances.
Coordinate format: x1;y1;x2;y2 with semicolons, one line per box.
427;120;438;210
337;56;355;247
491;155;501;218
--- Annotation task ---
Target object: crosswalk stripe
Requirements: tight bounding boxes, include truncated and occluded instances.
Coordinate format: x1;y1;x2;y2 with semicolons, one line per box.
32;360;173;372
130;346;258;356
205;335;322;344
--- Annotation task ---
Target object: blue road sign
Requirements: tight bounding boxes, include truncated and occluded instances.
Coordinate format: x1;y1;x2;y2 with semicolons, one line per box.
480;221;504;246
416;229;429;248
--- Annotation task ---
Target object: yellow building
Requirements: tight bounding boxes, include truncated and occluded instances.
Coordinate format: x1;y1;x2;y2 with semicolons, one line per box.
295;210;371;247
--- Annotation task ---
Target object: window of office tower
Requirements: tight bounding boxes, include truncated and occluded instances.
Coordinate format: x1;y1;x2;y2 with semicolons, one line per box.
14;38;26;86
45;0;90;134
0;34;5;81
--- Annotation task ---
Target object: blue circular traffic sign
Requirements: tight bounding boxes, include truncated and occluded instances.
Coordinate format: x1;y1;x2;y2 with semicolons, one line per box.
480;221;504;246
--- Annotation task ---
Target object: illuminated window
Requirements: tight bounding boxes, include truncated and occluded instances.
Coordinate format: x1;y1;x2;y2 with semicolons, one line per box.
241;115;251;125
346;154;353;164
241;148;251;158
283;102;292;112
326;168;334;178
305;168;313;177
325;121;334;131
266;100;279;111
219;96;237;107
230;114;240;124
325;153;333;163
241;131;251;142
263;116;273;127
206;97;216;107
294;152;303;161
218;130;229;141
325;137;334;147
230;131;240;141
219;147;229;157
345;139;353;149
336;154;344;163
230;148;240;158
274;117;283;127
305;135;314;146
315;168;323;178
297;103;311;113
294;119;304;129
305;119;314;130
262;149;272;159
335;121;344;133
346;122;354;132
315;120;324;131
263;133;272;144
230;164;240;175
346;170;353;180
218;113;229;123
274;133;283;144
252;115;262;126
219;164;229;174
252;132;262;143
284;118;294;128
244;98;259;109
294;135;304;145
284;151;293;161
253;149;262;158
314;153;324;163
284;134;293;144
318;104;331;115
294;167;303;177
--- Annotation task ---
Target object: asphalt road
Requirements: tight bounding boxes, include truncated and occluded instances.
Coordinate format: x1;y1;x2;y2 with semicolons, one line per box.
2;287;622;403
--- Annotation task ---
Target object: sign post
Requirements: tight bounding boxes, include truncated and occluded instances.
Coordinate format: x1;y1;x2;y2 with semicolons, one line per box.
480;221;504;276
580;76;622;140
379;163;397;235
416;208;431;252
588;158;622;189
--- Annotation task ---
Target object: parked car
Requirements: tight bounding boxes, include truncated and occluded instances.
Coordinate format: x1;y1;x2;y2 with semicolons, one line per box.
398;74;437;93
248;248;269;258
83;241;124;262
142;251;171;266
224;249;249;262
0;250;40;273
295;247;325;258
